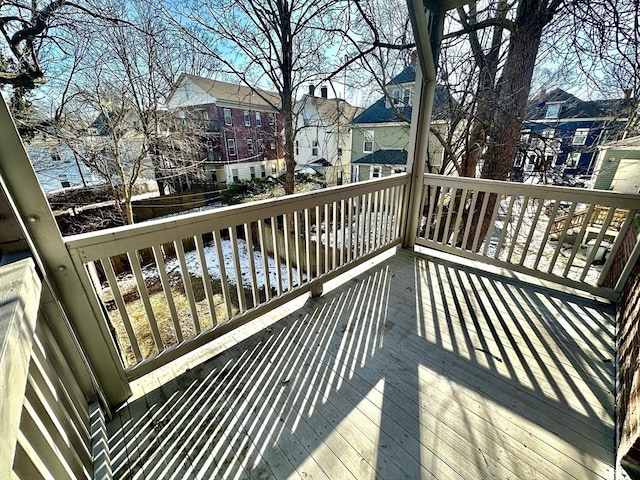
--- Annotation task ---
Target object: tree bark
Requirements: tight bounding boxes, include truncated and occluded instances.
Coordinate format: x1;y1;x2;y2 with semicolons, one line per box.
466;0;555;250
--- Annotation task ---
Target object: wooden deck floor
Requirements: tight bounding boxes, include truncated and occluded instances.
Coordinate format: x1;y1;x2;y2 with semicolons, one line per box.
105;248;616;480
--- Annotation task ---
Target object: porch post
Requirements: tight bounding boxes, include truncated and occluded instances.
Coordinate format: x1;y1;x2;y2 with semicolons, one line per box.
0;97;131;407
403;1;445;248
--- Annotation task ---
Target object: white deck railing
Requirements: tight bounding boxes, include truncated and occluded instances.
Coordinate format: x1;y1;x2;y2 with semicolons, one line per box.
65;175;409;377
416;174;640;299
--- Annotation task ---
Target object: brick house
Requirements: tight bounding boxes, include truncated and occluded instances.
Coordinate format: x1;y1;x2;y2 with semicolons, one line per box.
166;74;285;187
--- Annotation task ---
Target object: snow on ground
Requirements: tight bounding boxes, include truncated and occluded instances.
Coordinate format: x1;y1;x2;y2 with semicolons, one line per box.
163;238;300;290
118;238;300;292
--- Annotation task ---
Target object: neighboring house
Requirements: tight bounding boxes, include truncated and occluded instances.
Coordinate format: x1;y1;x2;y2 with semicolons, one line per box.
593;135;640;193
349;64;450;181
166;74;285;187
512;88;630;183
27;142;97;193
294;86;362;185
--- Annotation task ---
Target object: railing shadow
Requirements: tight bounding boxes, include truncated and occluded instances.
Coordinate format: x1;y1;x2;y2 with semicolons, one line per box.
106;249;616;479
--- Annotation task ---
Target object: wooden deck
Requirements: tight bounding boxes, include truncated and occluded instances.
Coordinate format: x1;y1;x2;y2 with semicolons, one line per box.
105;248;616;480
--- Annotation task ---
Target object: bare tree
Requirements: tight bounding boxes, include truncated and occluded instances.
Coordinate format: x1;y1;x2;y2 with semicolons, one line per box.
48;0;205;224
168;0;379;194
0;0;123;89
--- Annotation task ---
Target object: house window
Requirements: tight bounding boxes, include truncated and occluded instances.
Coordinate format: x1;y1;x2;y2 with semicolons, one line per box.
271;164;277;175
545;155;555;166
227;138;236;156
295;140;299;156
403;88;411;105
337;170;343;185
520;129;531;145
224;108;232;125
513;153;524;168
199;109;209;121
573;128;589;145
312;140;319;156
59;174;71;188
363;130;374;153
256;112;262;127
244;110;251;126
258;140;265;154
270;139;276;150
337;147;343;158
247;138;253;154
303;111;310;126
392;89;400;104
268;113;275;125
542;128;555;138
566;152;580;168
232;168;239;182
545;103;561;119
371;166;382;178
261;165;266;178
250;166;256;179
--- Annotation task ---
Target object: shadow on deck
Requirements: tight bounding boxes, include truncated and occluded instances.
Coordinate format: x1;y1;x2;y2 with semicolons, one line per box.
105;248;616;480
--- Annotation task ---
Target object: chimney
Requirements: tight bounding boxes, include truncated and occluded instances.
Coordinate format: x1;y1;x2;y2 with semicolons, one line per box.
308;84;315;97
320;86;328;98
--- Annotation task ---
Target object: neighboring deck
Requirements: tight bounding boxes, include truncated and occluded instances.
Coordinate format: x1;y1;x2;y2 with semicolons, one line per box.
105;248;616;480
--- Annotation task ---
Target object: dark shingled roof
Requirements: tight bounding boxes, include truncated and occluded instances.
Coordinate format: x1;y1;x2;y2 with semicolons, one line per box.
525;88;630;120
352;149;408;165
352;65;452;124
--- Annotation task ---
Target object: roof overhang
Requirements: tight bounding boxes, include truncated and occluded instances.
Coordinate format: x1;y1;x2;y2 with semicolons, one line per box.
407;0;474;81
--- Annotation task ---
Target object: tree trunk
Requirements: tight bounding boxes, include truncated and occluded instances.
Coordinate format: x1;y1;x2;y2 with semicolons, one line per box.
467;0;552;250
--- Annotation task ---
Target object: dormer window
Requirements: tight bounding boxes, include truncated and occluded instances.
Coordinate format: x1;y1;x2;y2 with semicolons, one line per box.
545;103;562;119
393;89;401;105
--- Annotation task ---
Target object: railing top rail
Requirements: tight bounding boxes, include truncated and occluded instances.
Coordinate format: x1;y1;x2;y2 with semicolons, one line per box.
422;173;640;209
65;175;409;262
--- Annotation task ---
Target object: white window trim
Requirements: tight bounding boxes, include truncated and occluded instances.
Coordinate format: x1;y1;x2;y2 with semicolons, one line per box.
566;152;580;168
371;165;382;179
256;112;262;127
268;113;275;125
573;128;589;146
312;140;319;156
363;130;374;153
227;138;236;156
247;138;253;154
243;110;251;127
224;108;232;126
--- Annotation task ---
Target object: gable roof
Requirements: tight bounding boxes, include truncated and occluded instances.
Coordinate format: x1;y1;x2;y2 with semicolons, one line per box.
351;83;451;124
168;73;281;110
525;88;629;120
352;149;407;165
386;65;416;86
298;95;363;128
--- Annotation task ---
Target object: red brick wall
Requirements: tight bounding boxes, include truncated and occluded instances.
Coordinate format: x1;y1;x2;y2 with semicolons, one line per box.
217;106;282;163
617;256;640;475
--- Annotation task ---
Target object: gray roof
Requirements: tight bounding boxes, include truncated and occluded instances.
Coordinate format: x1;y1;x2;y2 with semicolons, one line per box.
352;149;407;165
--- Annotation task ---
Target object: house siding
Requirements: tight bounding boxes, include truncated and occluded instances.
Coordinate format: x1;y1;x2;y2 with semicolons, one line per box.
594;149;640;191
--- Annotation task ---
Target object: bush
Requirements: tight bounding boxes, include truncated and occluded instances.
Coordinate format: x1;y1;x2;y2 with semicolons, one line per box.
220;178;276;205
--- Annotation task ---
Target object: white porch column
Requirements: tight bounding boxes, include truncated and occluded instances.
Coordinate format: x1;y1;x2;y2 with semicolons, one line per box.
403;0;470;247
0;96;131;407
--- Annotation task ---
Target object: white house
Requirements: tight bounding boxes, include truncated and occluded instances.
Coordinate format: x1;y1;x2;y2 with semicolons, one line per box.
294;86;362;185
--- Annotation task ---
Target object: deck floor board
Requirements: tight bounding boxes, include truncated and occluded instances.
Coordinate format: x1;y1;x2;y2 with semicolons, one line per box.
106;249;616;479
